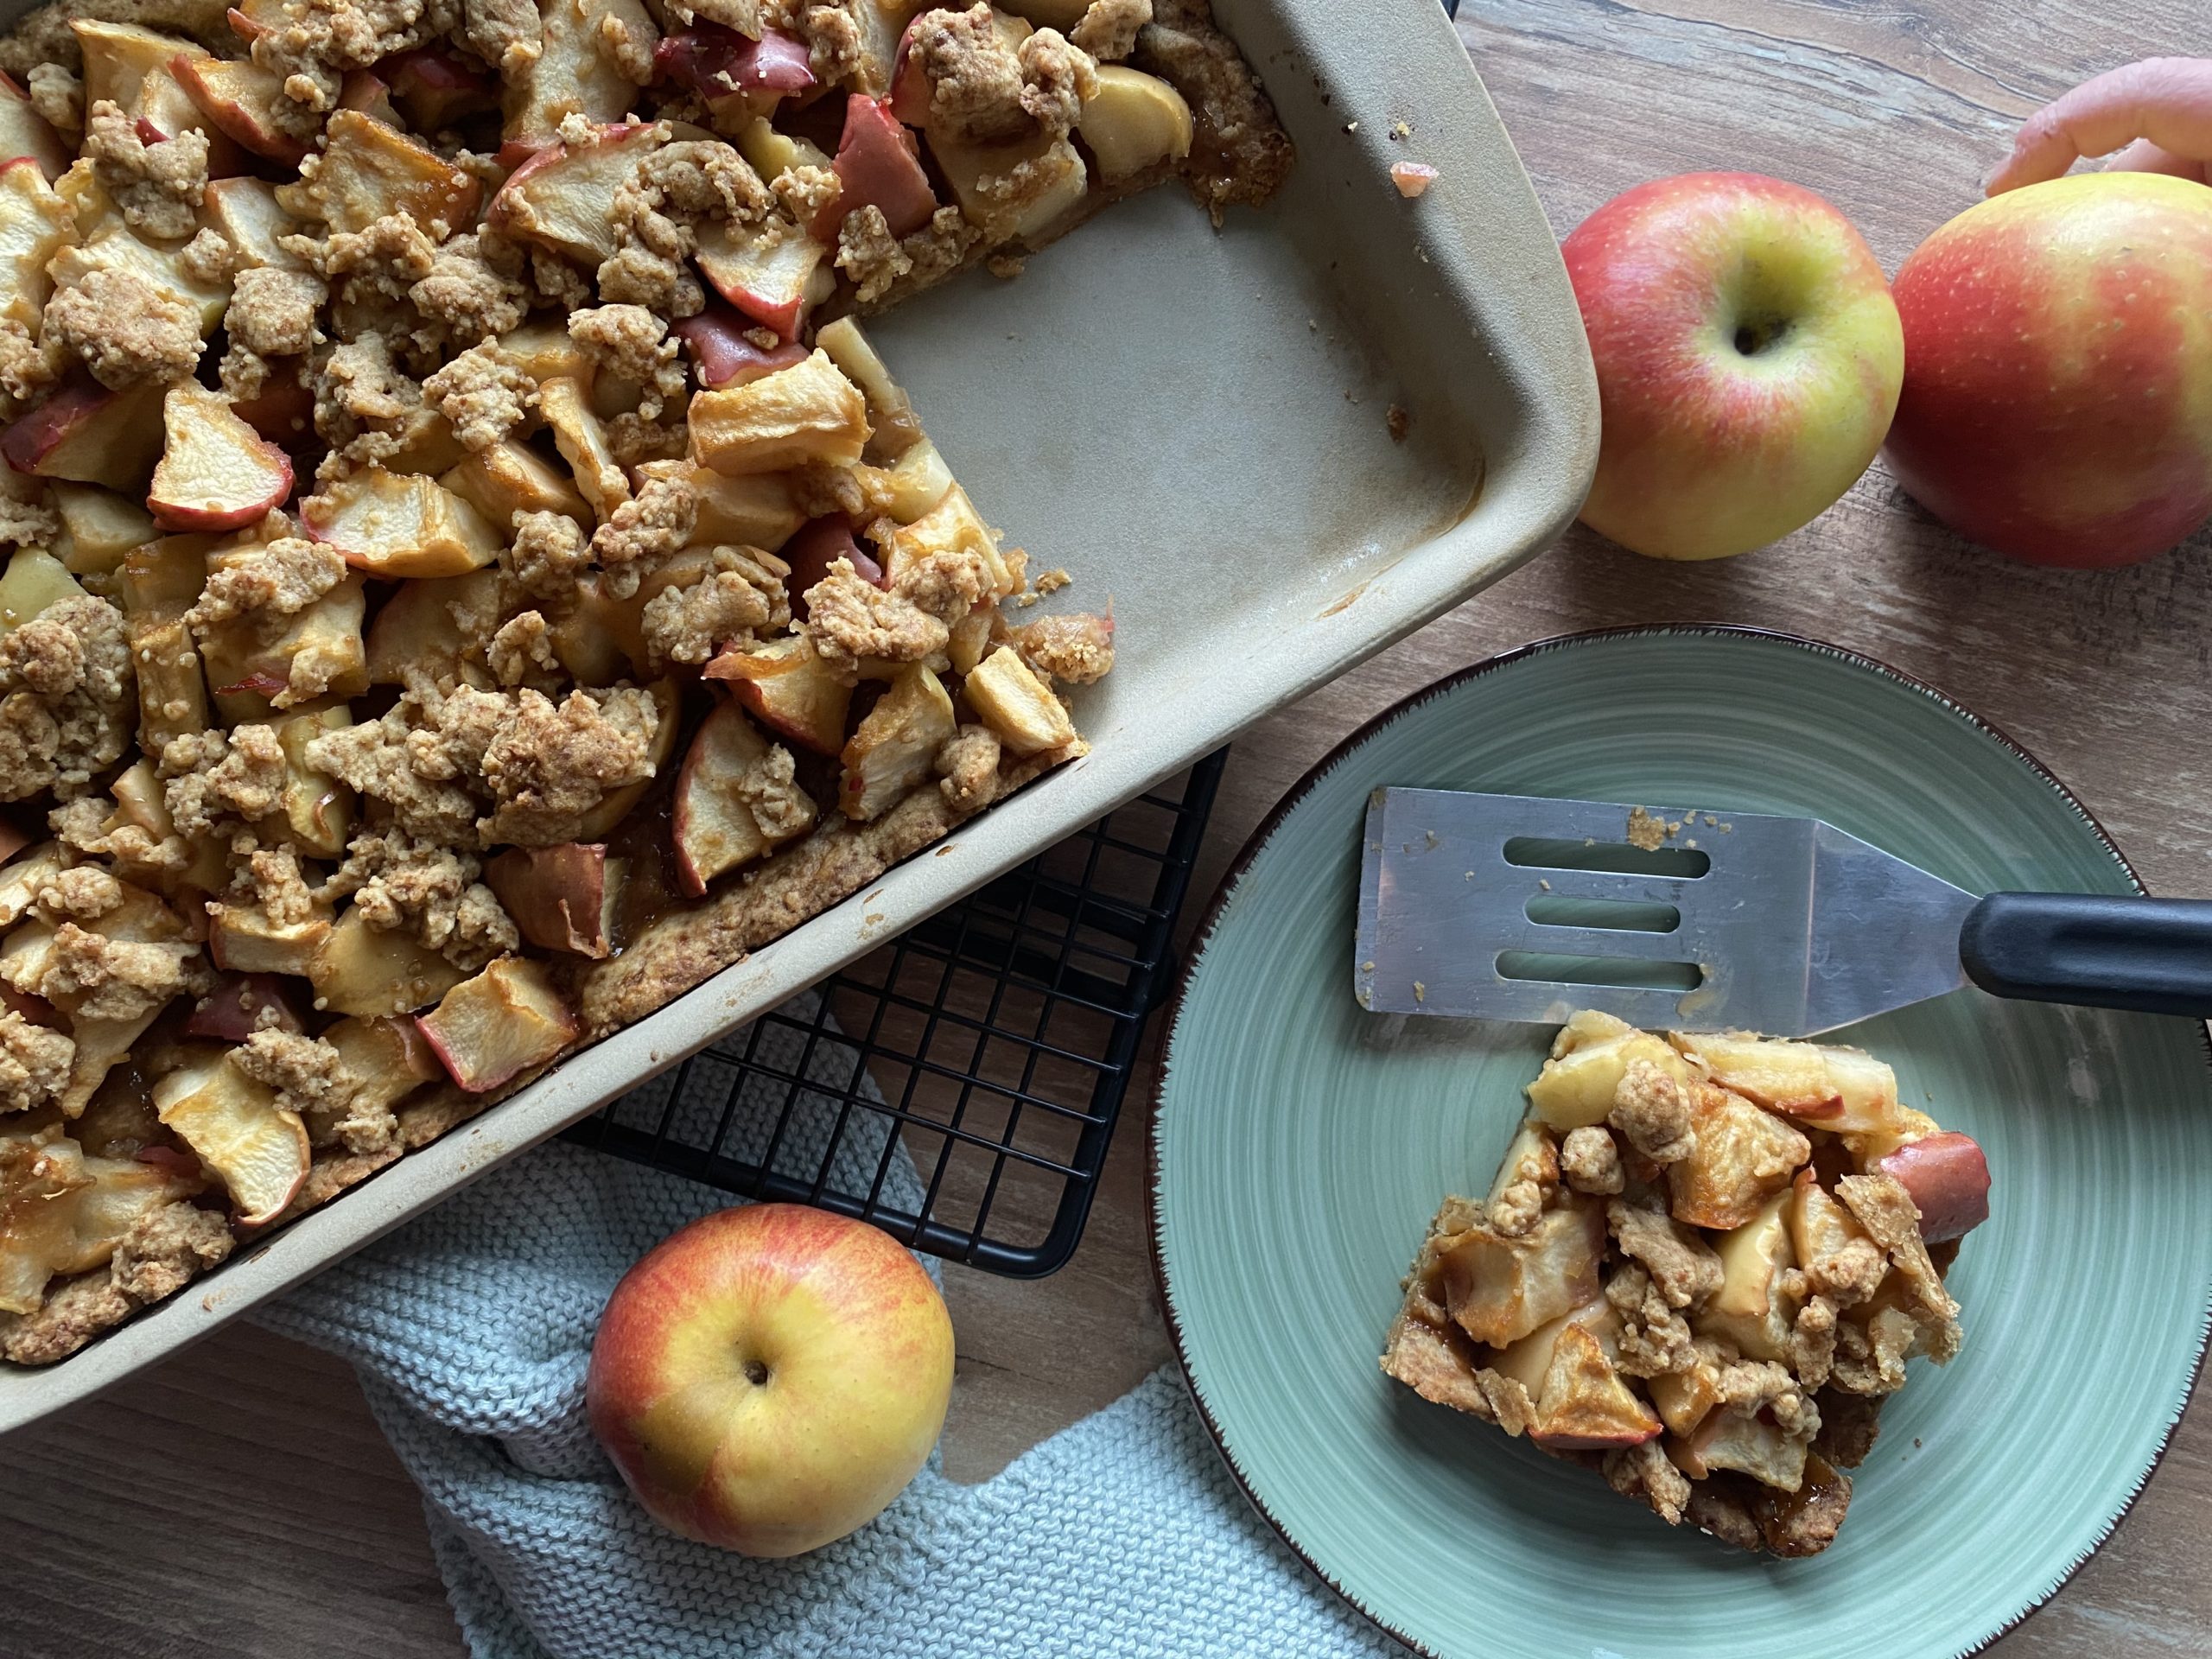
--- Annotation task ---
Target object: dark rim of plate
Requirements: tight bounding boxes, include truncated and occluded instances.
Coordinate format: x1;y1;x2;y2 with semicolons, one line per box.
1143;621;2212;1659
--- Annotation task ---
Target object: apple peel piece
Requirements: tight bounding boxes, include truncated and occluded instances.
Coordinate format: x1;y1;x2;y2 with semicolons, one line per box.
485;842;623;958
1875;1131;1990;1243
672;302;811;391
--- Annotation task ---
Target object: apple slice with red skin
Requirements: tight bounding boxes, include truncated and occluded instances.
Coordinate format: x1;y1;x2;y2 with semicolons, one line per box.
672;302;811;390
702;633;854;756
887;17;930;127
1;375;168;493
485;842;625;958
417;956;579;1094
1876;1131;1990;1243
185;971;306;1041
672;699;816;895
813;96;937;241
780;517;884;619
654;23;817;100
171;51;310;166
0;70;70;180
148;383;295;532
693;217;829;340
385;48;495;129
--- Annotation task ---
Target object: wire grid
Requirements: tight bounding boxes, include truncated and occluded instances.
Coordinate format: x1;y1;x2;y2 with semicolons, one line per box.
563;751;1226;1277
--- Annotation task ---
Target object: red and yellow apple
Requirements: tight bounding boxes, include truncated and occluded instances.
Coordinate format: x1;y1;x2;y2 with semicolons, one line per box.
1563;172;1904;561
1884;172;2212;567
588;1204;955;1557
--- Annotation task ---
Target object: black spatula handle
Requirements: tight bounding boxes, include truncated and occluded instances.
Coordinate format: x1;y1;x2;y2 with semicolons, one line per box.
1960;892;2212;1018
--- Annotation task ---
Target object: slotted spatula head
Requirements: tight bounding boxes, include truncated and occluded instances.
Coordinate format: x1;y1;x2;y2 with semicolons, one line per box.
1353;789;1983;1036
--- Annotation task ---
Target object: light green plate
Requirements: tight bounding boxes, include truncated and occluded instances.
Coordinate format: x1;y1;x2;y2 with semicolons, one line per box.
1150;627;2212;1659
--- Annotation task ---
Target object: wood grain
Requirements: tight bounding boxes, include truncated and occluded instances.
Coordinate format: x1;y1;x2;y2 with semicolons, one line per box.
4;3;2209;1654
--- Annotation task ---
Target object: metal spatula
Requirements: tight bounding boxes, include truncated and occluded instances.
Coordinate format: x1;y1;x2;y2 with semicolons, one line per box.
1353;788;2212;1035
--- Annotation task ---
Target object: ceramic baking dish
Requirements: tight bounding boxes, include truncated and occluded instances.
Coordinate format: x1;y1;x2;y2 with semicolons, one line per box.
0;0;1598;1433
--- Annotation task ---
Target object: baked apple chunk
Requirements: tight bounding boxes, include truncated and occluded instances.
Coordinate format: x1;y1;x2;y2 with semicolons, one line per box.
1382;1014;1989;1558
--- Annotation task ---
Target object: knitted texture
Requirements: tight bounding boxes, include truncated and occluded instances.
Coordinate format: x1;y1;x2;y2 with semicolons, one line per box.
262;995;1395;1659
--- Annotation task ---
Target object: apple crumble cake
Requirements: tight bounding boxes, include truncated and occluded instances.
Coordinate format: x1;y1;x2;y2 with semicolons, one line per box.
1382;1012;1992;1557
0;0;1291;1364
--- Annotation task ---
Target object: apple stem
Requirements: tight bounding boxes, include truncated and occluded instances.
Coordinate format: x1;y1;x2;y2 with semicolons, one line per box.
744;1359;770;1386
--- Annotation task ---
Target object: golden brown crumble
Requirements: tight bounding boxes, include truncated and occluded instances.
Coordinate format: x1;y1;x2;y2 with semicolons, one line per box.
1013;613;1114;683
84;99;210;243
936;724;1001;810
0;598;135;803
23;62;80;135
185;538;347;632
804;557;949;677
505;510;592;601
590;473;696;598
0;1008;72;1115
1074;0;1149;60
42;266;202;391
640;546;787;668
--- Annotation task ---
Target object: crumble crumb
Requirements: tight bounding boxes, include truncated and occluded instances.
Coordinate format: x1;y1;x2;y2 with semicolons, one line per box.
1072;0;1148;60
0;596;135;803
41;267;202;391
84;100;209;242
423;342;536;452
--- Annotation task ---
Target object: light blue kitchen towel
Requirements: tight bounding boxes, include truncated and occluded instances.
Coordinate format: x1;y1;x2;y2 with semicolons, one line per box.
258;994;1401;1659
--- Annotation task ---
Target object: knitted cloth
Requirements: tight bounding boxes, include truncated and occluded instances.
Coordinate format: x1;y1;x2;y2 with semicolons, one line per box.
261;995;1396;1659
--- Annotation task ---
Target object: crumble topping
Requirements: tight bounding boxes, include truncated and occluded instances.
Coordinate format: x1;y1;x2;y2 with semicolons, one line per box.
1012;613;1114;683
227;267;328;359
936;724;1001;810
162;725;288;837
805;557;949;677
590;473;696;598
640;546;788;667
41;267;202;391
84;99;210;243
505;509;592;601
23;62;80;135
0;1008;72;1115
423;340;536;452
185;538;347;632
410;233;531;343
0;598;135;803
1073;0;1149;60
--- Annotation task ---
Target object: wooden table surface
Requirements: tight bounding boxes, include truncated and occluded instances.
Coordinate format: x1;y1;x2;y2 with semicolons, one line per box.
5;3;2211;1656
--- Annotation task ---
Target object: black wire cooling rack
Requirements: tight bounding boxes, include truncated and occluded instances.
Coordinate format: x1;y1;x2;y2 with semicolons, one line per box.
563;751;1225;1277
